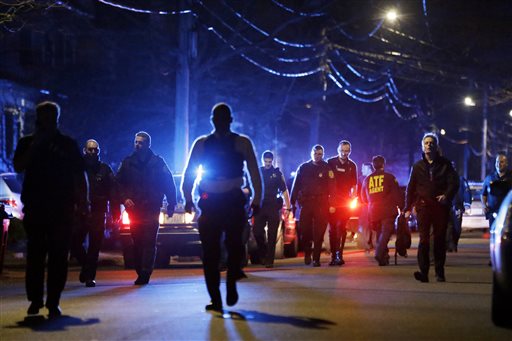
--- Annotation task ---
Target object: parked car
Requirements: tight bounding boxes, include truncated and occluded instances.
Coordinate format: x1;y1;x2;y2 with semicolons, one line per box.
281;207;298;257
119;170;300;268
250;205;298;262
119;199;202;268
0;173;25;252
0;173;23;219
490;190;512;327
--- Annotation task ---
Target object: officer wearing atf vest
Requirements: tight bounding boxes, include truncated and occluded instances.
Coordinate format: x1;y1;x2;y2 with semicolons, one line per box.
72;139;119;287
361;155;400;266
327;140;358;266
290;144;335;267
182;103;262;312
253;150;291;268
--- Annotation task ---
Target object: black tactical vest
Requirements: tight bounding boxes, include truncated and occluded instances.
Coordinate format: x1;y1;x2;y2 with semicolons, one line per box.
202;133;244;181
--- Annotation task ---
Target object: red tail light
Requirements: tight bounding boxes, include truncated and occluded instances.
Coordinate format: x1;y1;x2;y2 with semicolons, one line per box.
349;197;358;210
122;210;130;226
0;198;17;208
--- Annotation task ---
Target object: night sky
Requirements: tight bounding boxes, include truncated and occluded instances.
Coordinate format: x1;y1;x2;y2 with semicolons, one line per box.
1;0;511;183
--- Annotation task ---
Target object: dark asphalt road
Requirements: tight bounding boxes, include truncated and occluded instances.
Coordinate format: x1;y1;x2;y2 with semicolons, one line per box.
1;231;512;340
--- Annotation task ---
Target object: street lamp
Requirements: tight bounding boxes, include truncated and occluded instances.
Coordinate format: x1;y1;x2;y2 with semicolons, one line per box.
464;96;476;107
509;109;512;118
464;92;488;180
385;9;398;22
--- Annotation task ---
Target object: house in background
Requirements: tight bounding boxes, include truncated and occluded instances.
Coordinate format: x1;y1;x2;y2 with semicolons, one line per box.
0;80;36;172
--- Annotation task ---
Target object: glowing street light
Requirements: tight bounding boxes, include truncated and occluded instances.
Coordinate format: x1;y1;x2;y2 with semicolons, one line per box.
464;96;476;107
461;89;494;180
509;109;512;118
440;128;446;136
386;9;398;22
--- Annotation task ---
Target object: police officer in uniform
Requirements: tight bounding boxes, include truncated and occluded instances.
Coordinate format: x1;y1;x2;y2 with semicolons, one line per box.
290;144;335;267
327;140;357;265
253;150;291;268
482;153;512;229
182;103;262;312
361;156;400;266
72;139;119;287
116;131;177;285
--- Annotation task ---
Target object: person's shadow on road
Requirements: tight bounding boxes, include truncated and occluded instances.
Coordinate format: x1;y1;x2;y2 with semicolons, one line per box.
7;315;100;332
220;310;336;330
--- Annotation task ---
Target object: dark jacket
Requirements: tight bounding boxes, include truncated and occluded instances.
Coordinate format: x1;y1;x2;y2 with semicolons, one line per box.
13;130;87;216
261;166;287;208
116;150;176;220
290;160;335;207
201;132;244;181
362;169;400;222
327;157;357;204
404;154;459;211
86;160;119;218
482;170;512;213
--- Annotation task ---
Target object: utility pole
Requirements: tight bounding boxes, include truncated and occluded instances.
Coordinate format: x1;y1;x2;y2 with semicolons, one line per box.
481;86;488;181
173;0;194;173
309;107;319;148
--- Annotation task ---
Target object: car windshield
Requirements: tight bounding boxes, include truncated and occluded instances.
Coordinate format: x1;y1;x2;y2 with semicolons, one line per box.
2;175;22;194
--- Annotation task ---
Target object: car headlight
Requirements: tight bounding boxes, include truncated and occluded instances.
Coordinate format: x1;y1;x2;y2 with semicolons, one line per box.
184;212;195;224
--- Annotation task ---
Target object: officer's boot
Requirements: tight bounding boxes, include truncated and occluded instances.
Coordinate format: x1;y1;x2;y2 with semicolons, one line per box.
329;250;340;266
336;251;345;265
331;251;343;266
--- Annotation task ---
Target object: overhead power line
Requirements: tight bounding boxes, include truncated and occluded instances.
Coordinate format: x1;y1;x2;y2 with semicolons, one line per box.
87;0;477;121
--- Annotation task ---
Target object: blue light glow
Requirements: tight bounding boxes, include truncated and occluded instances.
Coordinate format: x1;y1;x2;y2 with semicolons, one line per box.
97;0;192;15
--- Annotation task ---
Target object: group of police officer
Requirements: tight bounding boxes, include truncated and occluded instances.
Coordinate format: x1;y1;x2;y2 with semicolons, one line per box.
72;132;177;289
287;139;405;269
180;114;510;309
14;100;511;317
14;101;178;317
286;132;511;286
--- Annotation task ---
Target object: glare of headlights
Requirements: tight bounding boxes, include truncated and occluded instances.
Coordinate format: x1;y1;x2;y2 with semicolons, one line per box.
185;212;195;224
350;197;358;210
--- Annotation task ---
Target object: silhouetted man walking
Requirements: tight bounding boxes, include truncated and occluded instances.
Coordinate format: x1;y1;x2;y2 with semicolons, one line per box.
13;101;89;317
182;103;262;312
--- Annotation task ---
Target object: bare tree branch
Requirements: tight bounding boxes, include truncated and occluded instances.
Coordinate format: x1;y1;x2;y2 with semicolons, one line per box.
0;0;62;32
